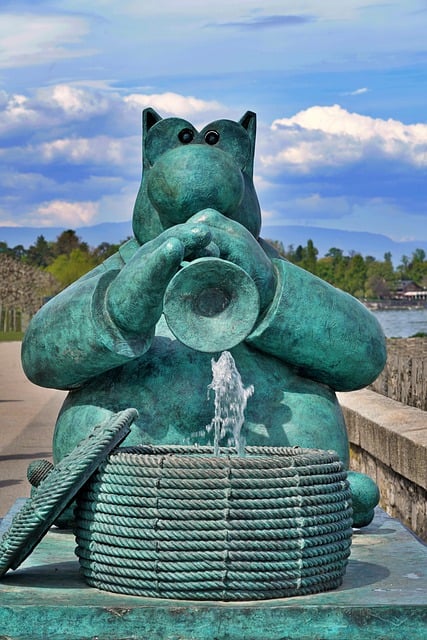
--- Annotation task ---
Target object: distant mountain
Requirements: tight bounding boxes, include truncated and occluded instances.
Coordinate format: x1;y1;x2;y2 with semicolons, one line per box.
1;220;425;264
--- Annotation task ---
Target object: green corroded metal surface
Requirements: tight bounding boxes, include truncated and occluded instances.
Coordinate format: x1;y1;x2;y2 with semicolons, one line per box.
21;108;387;526
347;470;381;528
0;409;137;576
0;508;425;639
75;446;353;600
163;257;260;352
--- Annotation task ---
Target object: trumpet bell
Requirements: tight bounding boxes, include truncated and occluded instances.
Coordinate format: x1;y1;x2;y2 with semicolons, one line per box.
163;257;259;352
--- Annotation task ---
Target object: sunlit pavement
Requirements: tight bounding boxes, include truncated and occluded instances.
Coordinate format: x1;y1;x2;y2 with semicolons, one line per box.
0;342;66;517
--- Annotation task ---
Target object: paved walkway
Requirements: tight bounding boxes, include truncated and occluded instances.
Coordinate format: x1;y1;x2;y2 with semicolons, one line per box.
0;342;66;517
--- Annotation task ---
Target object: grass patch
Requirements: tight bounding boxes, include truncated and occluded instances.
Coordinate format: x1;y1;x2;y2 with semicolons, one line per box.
0;331;24;342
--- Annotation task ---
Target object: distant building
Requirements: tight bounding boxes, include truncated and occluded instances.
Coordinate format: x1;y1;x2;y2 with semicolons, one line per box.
395;280;427;303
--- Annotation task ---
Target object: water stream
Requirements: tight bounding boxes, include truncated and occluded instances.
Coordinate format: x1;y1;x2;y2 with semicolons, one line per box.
206;351;254;456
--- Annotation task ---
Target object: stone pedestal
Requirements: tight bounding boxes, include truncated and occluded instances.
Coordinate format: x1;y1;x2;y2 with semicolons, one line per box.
0;506;426;639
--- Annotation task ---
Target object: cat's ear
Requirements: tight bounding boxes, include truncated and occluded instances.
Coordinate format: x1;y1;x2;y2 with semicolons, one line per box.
143;108;163;136
240;110;256;133
239;111;256;176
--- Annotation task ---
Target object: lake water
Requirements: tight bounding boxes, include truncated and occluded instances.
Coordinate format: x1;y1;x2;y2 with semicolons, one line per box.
371;307;427;338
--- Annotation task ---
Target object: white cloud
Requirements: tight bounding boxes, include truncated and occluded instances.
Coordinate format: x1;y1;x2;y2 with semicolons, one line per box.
347;87;369;95
0;85;227;143
0;85;113;136
34;200;99;227
0;14;94;69
0;84;425;235
124;92;224;119
40;135;138;167
48;85;111;117
0;169;55;192
1;93;38;130
259;105;427;172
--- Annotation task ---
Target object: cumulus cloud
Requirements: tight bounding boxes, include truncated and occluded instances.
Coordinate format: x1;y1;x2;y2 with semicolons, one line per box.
254;105;427;233
0;14;94;68
47;85;111;118
0;86;116;141
259;104;427;172
0;86;227;143
124;92;224;119
40;135;137;167
34;200;99;227
0;86;231;227
1;87;426;236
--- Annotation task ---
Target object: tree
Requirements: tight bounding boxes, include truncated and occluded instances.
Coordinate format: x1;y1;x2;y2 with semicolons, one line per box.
344;253;366;297
326;248;344;261
409;249;427;284
365;274;390;299
299;239;318;274
365;255;396;299
92;241;121;263
397;249;427;285
27;235;55;268
47;248;96;289
316;257;334;284
54;229;88;257
11;245;27;260
397;255;410;279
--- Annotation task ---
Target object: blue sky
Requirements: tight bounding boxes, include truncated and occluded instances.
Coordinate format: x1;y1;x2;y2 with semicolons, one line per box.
0;0;426;243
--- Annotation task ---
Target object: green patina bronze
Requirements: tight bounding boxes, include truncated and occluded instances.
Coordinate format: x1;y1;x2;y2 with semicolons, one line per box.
21;108;387;528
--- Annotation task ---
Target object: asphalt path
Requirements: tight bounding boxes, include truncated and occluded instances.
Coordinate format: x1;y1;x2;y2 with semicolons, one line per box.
0;342;66;518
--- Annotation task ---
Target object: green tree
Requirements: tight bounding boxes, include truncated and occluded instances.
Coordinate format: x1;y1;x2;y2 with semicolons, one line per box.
409;249;427;284
300;239;318;274
343;253;366;297
325;248;344;261
324;247;348;290
365;255;396;299
397;249;427;285
47;248;96;289
54;229;89;257
27;235;55;267
316;256;335;284
92;241;121;263
397;255;410;280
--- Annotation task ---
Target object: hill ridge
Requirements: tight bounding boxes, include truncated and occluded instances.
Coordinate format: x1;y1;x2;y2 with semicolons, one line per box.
1;221;426;263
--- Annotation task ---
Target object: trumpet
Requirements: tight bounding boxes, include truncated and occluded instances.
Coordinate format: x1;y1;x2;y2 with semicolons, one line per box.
163;257;260;352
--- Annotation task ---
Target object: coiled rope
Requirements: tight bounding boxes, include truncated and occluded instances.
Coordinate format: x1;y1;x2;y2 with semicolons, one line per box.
75;445;352;600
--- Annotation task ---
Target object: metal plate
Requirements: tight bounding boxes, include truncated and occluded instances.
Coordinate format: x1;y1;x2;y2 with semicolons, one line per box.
0;408;138;577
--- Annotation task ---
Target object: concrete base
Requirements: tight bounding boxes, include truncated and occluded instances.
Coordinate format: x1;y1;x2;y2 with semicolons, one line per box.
0;505;426;639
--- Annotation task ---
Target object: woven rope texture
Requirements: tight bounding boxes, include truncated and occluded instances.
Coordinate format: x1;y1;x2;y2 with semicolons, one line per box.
75;445;353;600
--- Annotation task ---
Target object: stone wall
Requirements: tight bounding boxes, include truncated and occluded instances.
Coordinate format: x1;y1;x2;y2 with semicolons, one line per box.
337;389;427;542
370;338;427;410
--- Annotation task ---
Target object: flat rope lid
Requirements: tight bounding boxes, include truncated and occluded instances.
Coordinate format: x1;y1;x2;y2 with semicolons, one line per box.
0;408;138;577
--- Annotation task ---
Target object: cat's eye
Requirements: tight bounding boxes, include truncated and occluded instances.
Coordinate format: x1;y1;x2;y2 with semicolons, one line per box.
204;130;220;145
178;128;194;144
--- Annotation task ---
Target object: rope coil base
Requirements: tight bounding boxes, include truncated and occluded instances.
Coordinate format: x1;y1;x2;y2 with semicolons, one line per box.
75;445;353;600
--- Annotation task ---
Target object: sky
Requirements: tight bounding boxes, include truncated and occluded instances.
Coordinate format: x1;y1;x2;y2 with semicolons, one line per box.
0;0;426;244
